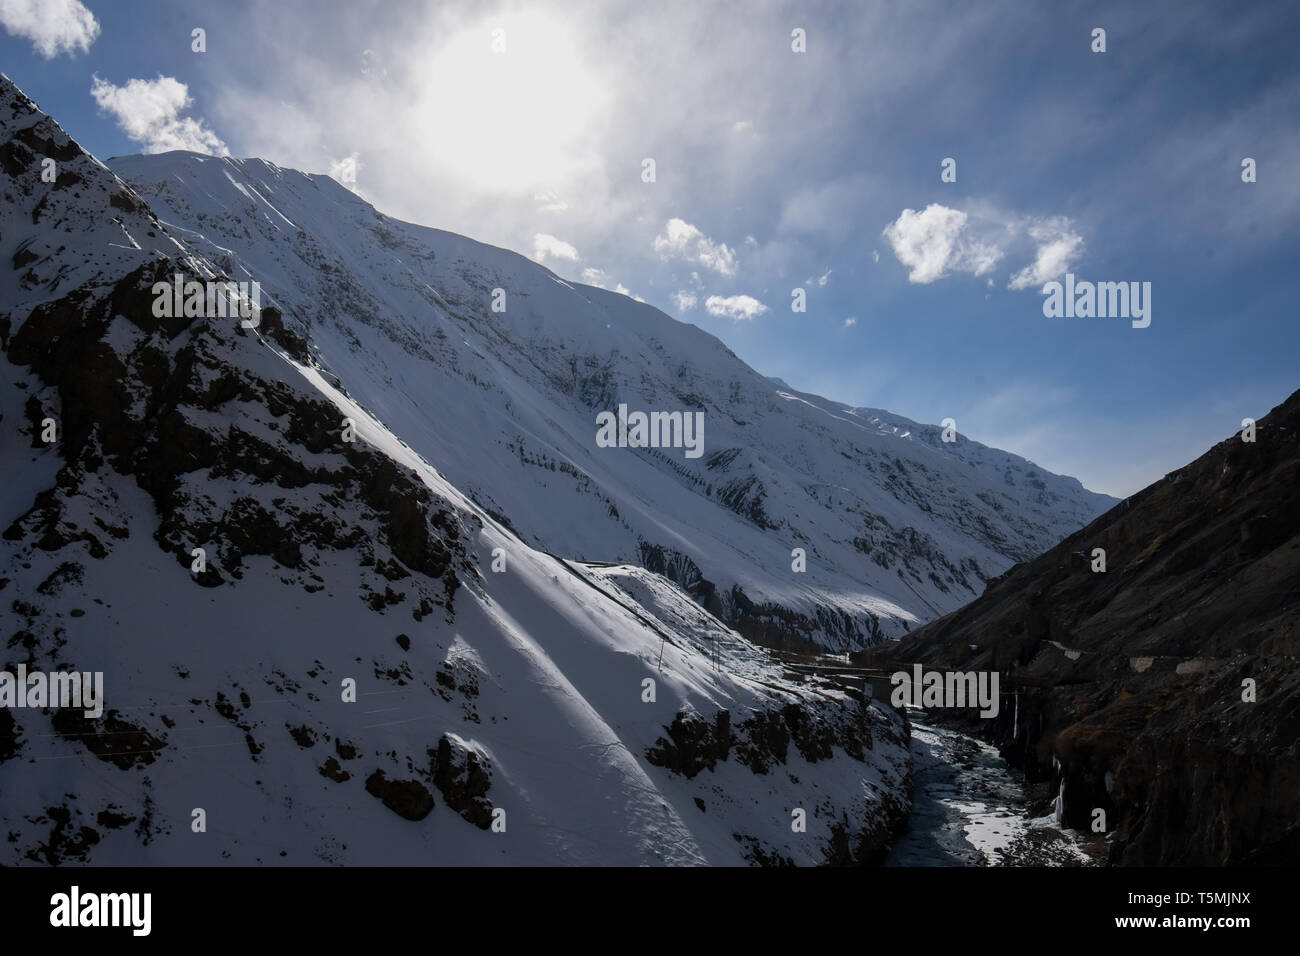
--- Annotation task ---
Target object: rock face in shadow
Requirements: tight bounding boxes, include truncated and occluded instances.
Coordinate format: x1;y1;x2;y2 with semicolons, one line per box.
365;770;434;821
431;733;493;830
645;698;908;866
3;257;471;616
858;388;1300;865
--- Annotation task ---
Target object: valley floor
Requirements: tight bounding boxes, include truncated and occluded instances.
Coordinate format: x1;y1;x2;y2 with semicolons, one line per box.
886;715;1099;867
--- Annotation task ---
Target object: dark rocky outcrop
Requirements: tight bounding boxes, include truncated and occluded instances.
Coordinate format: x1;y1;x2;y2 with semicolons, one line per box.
50;708;165;770
647;699;878;778
319;757;350;782
644;709;733;777
645;697;904;866
364;770;434;821
4;257;471;621
23;805;100;865
431;734;494;829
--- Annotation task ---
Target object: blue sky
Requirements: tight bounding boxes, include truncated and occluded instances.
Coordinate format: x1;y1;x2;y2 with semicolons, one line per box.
3;0;1297;497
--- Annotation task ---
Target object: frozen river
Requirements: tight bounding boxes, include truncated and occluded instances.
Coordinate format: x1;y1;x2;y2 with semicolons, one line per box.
885;714;1094;866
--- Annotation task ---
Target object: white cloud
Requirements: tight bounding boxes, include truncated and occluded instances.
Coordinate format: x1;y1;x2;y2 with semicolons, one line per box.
881;203;1003;284
705;294;767;321
329;152;362;188
843;317;857;328
581;268;637;300
883;203;1086;291
672;290;698;311
805;268;831;288
90;75;229;156
733;120;753;133
1007;217;1085;290
653;218;738;277
533;233;580;263
872;249;880;263
582;267;612;288
0;0;98;58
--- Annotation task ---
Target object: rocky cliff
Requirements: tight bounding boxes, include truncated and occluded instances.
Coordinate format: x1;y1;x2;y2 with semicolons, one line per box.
859;389;1300;864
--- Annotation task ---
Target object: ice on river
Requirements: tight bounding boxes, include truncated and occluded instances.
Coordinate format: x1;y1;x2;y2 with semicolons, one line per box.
885;715;1094;866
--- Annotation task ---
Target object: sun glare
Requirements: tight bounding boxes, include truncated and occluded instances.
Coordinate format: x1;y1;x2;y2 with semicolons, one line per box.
418;13;605;193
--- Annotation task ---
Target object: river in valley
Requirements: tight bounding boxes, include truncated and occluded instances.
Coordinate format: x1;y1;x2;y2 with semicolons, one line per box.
885;713;1097;866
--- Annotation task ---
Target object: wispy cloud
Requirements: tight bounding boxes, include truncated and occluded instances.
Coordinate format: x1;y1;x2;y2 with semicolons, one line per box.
653;218;738;277
582;266;639;299
672;290;697;311
359;48;387;80
806;268;831;288
1007;218;1085;290
533;190;568;213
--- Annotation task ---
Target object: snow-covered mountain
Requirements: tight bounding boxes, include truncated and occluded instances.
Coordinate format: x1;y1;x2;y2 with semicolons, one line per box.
0;72;921;866
0;70;1106;865
102;149;1114;652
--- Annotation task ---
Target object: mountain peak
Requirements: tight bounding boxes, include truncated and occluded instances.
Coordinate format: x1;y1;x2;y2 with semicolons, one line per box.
105;146;1114;648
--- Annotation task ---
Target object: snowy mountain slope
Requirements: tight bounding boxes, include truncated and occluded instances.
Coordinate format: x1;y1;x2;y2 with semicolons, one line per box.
107;150;1115;650
0;72;910;865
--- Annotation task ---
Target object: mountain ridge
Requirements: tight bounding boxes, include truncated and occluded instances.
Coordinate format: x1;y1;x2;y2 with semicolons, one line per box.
105;146;1114;651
